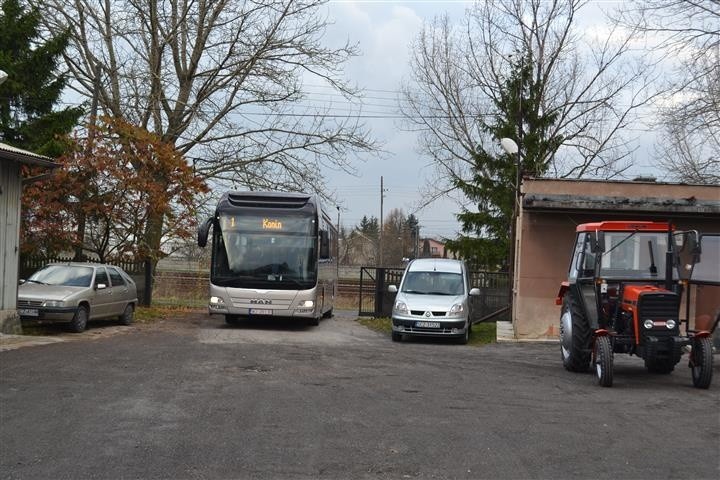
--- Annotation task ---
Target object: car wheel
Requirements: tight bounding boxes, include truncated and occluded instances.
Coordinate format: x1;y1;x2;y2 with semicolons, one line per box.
119;304;134;326
69;305;89;333
594;335;613;387
391;331;402;342
690;337;713;389
457;323;470;345
560;293;592;372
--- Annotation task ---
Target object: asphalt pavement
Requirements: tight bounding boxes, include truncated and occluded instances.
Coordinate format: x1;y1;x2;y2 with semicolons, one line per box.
1;310;718;480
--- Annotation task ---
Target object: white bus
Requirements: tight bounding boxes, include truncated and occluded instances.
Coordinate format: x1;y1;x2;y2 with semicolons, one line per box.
198;191;337;326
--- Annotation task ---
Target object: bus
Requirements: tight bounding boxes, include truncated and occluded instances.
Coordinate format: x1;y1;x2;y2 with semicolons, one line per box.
197;191;338;326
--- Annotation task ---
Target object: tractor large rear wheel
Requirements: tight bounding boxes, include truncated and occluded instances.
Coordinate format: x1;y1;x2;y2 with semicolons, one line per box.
594;335;613;387
690;337;713;389
560;293;592;372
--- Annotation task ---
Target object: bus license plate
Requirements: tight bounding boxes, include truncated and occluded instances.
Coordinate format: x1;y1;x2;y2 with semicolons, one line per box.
250;308;272;315
415;321;440;328
19;308;39;317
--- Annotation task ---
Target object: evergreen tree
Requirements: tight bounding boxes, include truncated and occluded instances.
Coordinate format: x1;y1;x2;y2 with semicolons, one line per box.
0;0;82;156
446;53;563;270
358;215;379;240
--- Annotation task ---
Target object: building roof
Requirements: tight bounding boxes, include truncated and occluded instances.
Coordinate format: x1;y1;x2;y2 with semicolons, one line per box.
0;142;57;168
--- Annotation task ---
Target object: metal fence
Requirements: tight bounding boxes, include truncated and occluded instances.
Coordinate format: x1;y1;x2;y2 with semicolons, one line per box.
358;266;511;322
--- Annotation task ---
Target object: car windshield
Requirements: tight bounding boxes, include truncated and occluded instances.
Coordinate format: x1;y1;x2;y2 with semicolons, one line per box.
401;271;463;295
27;265;94;287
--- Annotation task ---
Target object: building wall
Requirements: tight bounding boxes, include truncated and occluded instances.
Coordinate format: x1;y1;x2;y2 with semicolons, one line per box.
513;179;720;340
0;160;22;333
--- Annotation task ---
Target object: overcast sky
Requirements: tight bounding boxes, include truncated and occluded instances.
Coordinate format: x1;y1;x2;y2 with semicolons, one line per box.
317;0;664;239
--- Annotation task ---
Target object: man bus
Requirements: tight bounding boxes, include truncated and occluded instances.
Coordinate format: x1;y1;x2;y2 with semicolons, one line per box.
198;191;337;326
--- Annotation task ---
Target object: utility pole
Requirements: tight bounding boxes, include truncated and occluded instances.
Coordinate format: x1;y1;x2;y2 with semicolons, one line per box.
379;176;385;266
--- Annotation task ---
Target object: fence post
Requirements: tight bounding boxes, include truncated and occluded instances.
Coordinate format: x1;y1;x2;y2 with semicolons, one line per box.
143;259;153;306
374;267;385;317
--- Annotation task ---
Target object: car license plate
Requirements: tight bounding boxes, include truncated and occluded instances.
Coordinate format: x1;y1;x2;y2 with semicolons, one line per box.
250;308;272;315
415;321;440;328
19;308;39;317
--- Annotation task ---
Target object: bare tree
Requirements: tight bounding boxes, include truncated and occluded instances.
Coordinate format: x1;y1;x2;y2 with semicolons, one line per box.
613;1;720;184
34;0;378;258
401;0;661;207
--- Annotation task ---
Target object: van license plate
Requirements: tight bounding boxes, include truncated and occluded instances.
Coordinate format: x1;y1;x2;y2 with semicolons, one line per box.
416;321;440;328
250;308;272;315
19;308;39;317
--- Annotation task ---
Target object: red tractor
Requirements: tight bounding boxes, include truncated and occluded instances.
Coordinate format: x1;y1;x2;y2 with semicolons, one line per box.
556;221;715;388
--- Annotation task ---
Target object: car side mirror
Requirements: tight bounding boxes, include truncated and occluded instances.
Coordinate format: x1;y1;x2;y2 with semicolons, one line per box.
19;279;25;285
96;283;107;290
388;285;398;293
198;217;214;248
469;287;481;296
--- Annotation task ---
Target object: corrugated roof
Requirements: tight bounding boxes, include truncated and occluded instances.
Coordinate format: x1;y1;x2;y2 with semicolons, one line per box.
0;142;57;168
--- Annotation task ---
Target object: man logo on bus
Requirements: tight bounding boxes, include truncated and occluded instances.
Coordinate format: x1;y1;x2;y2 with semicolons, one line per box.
263;218;283;230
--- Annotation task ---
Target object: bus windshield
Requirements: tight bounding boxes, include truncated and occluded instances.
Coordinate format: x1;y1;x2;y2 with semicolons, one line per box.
211;212;316;289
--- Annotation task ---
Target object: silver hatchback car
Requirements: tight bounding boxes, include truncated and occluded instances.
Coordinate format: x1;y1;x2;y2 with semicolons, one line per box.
389;258;480;344
17;263;138;332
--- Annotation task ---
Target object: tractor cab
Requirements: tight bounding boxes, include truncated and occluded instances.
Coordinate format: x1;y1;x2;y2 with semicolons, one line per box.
556;221;713;389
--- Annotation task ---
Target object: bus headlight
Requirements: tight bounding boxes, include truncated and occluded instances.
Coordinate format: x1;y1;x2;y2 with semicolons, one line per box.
299;300;314;308
209;296;226;310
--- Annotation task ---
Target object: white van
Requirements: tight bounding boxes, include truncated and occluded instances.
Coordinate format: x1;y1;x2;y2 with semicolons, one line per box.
388;258;480;344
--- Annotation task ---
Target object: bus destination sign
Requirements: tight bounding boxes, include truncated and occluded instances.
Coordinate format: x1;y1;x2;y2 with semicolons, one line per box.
262;218;283;230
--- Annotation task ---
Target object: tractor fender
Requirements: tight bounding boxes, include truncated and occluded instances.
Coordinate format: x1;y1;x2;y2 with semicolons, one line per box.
556;282;570;306
594;329;610;337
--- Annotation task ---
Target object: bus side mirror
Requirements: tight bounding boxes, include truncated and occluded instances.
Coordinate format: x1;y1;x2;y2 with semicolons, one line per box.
319;230;330;259
198;217;213;247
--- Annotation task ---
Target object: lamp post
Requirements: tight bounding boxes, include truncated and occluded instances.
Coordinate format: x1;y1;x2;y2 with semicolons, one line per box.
501;137;521;324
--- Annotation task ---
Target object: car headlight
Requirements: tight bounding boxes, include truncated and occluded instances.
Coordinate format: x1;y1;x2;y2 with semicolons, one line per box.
42;300;65;308
449;303;464;314
394;301;408;315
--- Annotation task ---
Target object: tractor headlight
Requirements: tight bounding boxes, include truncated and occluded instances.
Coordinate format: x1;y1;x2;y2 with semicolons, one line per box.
644;319;654;329
666;319;676;329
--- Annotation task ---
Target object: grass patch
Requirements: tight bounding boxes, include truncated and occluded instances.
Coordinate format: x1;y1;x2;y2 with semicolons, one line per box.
134;305;201;324
356;317;496;345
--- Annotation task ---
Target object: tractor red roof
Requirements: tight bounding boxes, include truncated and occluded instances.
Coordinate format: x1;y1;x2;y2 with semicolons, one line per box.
576;221;672;232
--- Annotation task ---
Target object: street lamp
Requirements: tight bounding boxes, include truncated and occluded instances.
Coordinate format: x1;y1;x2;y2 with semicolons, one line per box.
501;137;521;324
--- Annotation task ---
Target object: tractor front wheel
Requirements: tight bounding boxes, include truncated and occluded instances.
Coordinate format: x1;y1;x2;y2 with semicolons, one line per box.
560;294;592;372
594;335;613;387
690;337;713;389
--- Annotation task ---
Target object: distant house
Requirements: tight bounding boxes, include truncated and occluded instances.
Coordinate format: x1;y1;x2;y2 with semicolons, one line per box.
421;238;454;259
0;143;57;333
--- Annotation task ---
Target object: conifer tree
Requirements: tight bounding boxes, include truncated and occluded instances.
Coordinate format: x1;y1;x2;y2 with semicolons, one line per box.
0;0;81;156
